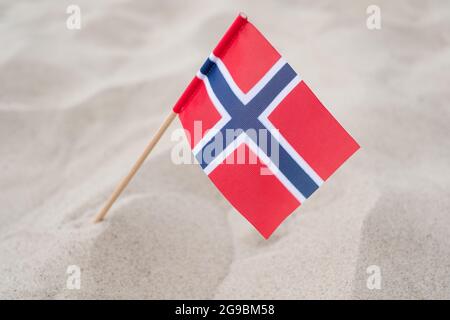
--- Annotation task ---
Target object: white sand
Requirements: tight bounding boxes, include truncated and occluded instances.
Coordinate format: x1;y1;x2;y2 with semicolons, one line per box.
0;0;449;299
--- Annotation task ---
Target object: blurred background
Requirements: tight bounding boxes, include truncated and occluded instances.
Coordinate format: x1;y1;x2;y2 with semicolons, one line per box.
0;0;449;299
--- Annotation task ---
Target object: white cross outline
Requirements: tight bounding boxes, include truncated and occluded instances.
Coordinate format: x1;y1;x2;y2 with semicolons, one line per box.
192;55;324;202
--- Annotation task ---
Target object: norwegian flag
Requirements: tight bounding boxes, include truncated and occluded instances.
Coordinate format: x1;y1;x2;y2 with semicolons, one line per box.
173;14;359;238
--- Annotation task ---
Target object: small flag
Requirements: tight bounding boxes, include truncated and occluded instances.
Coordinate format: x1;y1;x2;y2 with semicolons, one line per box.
173;14;359;238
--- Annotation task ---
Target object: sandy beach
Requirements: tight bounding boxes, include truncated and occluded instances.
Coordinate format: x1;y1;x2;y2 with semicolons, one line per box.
0;0;449;299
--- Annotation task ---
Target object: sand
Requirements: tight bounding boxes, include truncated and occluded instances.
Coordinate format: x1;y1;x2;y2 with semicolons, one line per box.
0;0;449;299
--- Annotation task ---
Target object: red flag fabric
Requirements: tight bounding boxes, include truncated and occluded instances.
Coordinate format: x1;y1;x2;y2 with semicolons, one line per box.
173;14;359;238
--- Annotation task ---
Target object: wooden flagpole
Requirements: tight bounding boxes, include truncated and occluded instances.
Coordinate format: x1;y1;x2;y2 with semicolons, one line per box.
93;111;177;223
